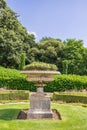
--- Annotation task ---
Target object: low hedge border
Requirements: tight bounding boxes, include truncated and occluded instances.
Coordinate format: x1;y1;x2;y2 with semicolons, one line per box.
0;90;29;100
53;92;87;104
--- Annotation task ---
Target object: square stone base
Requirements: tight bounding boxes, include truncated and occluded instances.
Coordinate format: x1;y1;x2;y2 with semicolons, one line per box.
27;111;53;119
27;94;53;119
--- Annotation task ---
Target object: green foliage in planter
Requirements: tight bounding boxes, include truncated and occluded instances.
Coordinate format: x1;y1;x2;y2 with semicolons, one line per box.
24;62;58;71
0;90;29;100
45;75;87;92
53;92;87;104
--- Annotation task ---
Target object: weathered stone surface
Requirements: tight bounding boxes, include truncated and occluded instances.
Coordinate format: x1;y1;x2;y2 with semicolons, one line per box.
17;109;62;120
27;94;53;119
21;70;60;119
37;87;44;94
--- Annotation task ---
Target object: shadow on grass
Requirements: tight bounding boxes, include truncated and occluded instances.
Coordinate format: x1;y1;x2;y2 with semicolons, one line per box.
0;109;20;120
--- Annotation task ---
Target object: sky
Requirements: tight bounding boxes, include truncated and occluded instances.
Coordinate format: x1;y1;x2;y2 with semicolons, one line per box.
5;0;87;47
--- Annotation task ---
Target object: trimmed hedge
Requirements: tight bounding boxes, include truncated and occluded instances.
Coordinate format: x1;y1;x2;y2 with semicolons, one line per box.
52;92;87;104
45;75;87;92
0;90;29;100
0;77;36;91
0;67;87;91
0;66;36;91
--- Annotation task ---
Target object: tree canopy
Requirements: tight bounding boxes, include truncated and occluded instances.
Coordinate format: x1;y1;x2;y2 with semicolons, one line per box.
34;38;64;72
0;0;35;68
62;39;86;75
0;0;87;75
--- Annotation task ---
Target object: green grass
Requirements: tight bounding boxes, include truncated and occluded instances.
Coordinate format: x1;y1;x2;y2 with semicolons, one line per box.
0;102;87;130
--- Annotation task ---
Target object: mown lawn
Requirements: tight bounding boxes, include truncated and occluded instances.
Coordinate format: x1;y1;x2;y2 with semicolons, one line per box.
0;102;87;130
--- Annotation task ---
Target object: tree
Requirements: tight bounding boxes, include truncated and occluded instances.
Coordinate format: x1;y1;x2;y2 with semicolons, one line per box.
62;39;85;75
19;52;26;70
28;47;40;63
62;60;68;74
0;0;36;68
81;48;87;75
35;37;64;71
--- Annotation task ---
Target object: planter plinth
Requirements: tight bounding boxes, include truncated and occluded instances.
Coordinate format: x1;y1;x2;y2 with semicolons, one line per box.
27;94;52;119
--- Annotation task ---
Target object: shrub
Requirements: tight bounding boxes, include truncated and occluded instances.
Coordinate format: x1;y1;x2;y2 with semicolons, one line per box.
0;90;29;100
19;53;26;70
45;75;87;92
52;92;87;104
0;67;87;92
0;66;36;91
24;62;58;71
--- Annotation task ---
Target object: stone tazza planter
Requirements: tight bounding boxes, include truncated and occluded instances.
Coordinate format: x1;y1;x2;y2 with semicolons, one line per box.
21;70;60;119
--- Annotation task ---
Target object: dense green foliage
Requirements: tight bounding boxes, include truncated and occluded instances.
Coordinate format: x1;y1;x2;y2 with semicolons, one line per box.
0;90;29;100
30;37;87;75
62;39;87;75
24;62;58;70
62;60;68;74
34;38;64;71
46;75;87;92
0;1;87;75
0;0;35;68
19;53;26;70
0;103;87;130
0;66;35;91
0;67;87;92
24;37;87;75
53;92;87;104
